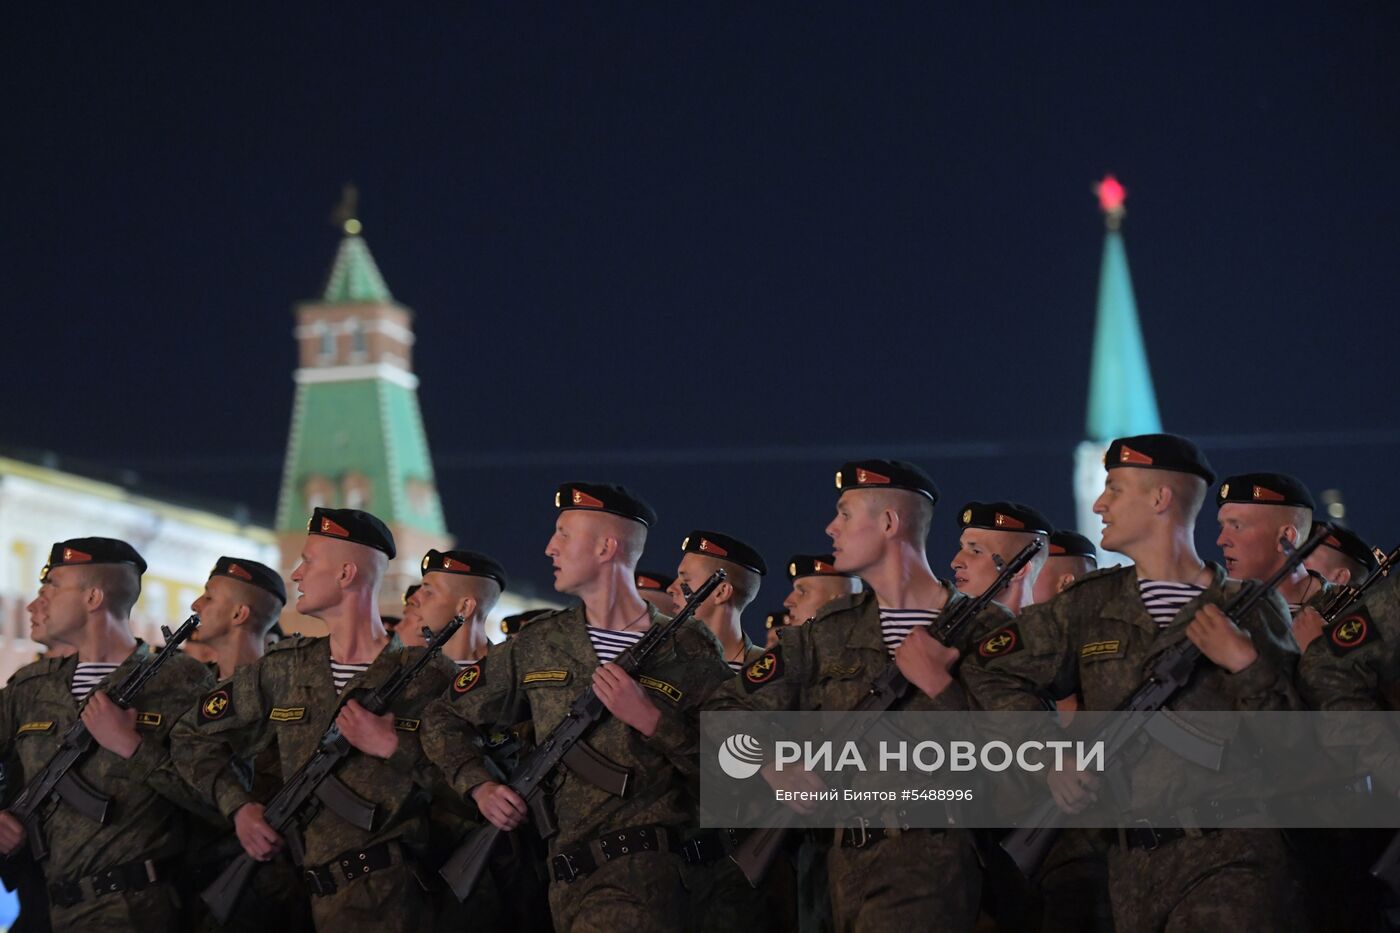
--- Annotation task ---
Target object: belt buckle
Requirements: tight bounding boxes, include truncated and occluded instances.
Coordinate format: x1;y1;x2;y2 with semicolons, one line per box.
681;838;704;865
304;867;335;896
849;817;870;849
1134;819;1160;852
555;853;581;883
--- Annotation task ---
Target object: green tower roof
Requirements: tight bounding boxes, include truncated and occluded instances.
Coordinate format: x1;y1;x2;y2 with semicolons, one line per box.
323;234;393;303
1085;176;1162;442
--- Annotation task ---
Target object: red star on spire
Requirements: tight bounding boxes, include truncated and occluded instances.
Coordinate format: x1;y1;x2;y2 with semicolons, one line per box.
1095;175;1127;228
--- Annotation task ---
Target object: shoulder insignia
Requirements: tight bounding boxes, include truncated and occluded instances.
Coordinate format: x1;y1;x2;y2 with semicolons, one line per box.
742;649;784;692
394;718;421;732
17;721;55;735
267;635;317;654
975;624;1024;663
269;707;306;722
452;661;483;697
638;675;683;703
134;711;162;729
1062;565;1129;593
198;688;233;724
522;669;571;686
1326;605;1381;656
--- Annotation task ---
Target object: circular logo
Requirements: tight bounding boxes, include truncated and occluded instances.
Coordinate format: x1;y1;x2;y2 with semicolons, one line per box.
979;628;1017;658
717;733;765;779
962;509;972;525
1331;615;1368;649
202;690;230;720
745;652;779;684
453;664;481;694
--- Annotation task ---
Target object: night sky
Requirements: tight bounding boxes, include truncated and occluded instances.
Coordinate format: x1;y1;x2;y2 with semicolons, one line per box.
6;6;1399;630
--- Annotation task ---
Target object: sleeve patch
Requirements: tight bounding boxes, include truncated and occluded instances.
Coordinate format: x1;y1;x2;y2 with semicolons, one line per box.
198;688;233;724
269;707;306;722
742;649;784;692
975;625;1024;663
638;675;683;703
394;718;421;732
1079;640;1123;661
1326;605;1380;656
17;721;55;735
522;669;571;686
452;662;483;697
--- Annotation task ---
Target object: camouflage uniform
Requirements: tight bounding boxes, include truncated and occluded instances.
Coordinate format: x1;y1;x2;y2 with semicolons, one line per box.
707;586;1008;933
0;647;214;932
420;604;733;933
168;634;455;933
961;562;1301;932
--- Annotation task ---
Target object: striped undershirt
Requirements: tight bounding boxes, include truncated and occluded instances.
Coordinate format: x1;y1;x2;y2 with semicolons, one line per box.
878;608;942;658
727;659;746;673
330;661;372;694
587;626;644;665
456;658;479;668
71;662;119;702
1138;580;1205;628
1287;603;1304;617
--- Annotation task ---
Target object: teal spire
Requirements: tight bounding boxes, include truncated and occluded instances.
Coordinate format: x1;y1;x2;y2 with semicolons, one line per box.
323;235;392;303
1085;175;1161;441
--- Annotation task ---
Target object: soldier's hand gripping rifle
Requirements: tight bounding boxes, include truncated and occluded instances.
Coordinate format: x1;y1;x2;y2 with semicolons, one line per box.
201;615;464;924
731;539;1045;886
6;614;201;861
999;523;1335;878
437;569;728;903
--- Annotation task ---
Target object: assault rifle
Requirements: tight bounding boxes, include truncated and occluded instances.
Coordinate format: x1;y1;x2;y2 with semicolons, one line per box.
1317;544;1399;623
1000;523;1334;878
438;569;727;902
201;616;463;923
730;539;1045;885
8;614;201;860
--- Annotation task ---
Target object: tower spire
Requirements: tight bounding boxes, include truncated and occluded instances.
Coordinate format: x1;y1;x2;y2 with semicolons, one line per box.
1074;175;1163;561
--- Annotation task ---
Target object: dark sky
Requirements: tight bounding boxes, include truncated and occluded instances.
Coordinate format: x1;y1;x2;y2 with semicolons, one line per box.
6;5;1399;629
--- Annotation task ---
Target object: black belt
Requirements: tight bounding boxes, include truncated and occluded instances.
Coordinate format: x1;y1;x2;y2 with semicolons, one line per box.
48;857;168;908
1117;798;1267;851
303;841;396;897
839;821;946;849
551;826;678;883
679;828;744;865
1120;825;1224;851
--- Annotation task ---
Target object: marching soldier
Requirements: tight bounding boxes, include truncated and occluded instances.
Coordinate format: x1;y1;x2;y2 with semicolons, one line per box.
399;549;506;664
666;530;769;671
420;482;733;933
708;459;1008;933
169;509;456;932
636;570;677;615
781;554;861;626
1215;472;1328;611
949;501;1052;613
501;608;551;640
0;538;215;932
189;558;288;681
1030;530;1099;604
1303;522;1379;588
962;434;1302;931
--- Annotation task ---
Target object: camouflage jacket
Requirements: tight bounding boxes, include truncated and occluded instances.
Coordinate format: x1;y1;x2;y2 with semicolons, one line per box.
707;584;1009;714
1297;572;1400;790
0;645;214;878
420;603;734;850
961;562;1301;810
168;633;455;866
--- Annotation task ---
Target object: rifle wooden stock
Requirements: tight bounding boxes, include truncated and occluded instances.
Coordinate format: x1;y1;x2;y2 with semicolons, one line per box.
438;571;728;902
732;540;1045;886
7;615;200;862
998;524;1335;878
201;615;464;924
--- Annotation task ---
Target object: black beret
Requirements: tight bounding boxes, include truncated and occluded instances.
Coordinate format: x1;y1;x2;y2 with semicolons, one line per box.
786;553;855;582
681;530;767;576
501;607;552;636
266;622;287;642
421;549;508;590
956;501;1053;536
835;459;939;504
403;583;421;606
1048;530;1098;563
1104;433;1215;484
381;615;401;629
1313;522;1379;574
635;570;675;592
208;556;286;604
307;507;396;558
1216;473;1315;511
765;609;791;630
554;482;657;526
43;537;147;582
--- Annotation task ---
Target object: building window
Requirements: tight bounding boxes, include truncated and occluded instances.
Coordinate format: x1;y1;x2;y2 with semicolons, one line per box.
304;475;334;511
316;321;335;364
342;472;371;509
347;318;368;363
